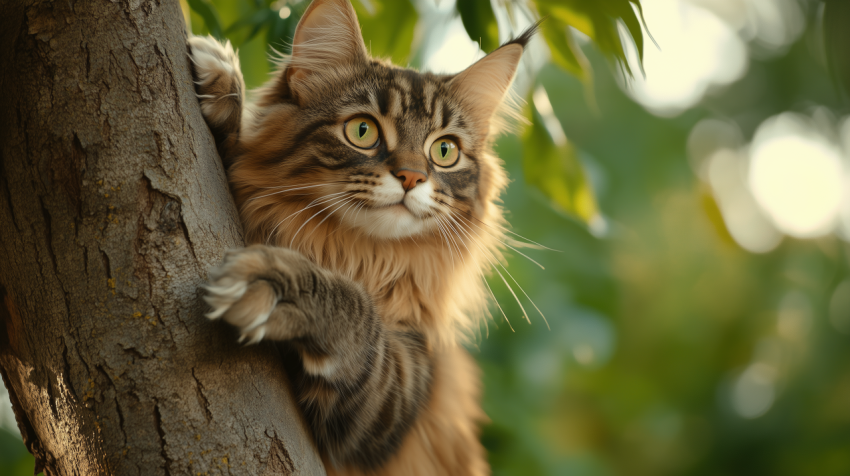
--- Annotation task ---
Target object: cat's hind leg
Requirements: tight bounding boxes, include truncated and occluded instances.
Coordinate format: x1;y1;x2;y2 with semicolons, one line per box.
188;35;245;166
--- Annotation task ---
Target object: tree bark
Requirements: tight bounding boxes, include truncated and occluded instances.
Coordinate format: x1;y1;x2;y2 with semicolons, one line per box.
0;0;325;474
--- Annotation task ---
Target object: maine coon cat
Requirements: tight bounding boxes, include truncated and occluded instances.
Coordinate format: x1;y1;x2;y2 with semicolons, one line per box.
189;1;534;473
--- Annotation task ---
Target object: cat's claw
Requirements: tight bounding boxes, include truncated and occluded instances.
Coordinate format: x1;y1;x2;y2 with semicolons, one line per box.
202;280;248;319
203;249;279;344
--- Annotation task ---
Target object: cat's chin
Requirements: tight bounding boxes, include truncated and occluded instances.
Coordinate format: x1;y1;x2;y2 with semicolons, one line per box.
342;204;432;240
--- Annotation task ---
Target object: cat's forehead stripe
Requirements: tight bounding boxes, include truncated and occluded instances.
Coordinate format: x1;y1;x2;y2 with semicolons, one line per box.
391;88;405;118
427;85;438;118
394;72;411;95
385;73;459;134
432;101;444;130
441;103;454;130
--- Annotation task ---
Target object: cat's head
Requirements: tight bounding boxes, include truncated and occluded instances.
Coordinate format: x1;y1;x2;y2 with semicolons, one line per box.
230;0;533;247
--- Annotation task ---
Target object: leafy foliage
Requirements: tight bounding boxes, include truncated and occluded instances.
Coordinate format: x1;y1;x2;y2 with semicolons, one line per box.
352;0;418;65
187;0;225;39
523;102;597;222
457;0;500;53
534;0;645;78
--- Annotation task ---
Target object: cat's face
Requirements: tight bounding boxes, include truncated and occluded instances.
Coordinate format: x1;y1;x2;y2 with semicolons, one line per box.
232;0;529;244
248;65;495;240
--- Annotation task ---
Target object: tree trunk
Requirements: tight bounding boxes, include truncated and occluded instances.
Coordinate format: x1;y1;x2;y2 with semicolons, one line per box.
0;0;326;474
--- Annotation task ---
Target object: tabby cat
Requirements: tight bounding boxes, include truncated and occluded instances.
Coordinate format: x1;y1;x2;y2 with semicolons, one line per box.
190;1;534;474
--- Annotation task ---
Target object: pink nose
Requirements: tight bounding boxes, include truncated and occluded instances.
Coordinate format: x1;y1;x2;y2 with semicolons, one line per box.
393;169;427;191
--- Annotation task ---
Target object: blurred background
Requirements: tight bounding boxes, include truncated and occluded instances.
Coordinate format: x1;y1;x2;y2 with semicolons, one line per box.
3;0;850;474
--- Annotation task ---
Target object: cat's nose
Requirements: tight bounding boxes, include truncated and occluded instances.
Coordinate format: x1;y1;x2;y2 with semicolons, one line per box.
393;168;427;191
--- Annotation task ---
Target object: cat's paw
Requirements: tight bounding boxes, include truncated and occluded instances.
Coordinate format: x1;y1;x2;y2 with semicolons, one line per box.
187;35;244;130
203;246;314;345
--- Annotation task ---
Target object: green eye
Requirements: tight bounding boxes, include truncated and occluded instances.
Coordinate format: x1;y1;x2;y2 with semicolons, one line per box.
344;117;380;149
429;137;460;167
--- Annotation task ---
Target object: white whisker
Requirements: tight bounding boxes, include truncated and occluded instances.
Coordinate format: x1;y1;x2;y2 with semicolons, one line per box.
438;198;559;251
437;214;468;267
265;191;353;244
289;193;355;247
448;207;546;270
484;274;513;332
250;183;337;202
428;208;515;331
304;195;359;242
432;216;456;272
338;197;363;224
447;212;549;329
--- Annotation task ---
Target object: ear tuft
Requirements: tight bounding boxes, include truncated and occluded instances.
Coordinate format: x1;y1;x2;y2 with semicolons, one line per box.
450;24;538;135
501;21;542;50
288;0;367;85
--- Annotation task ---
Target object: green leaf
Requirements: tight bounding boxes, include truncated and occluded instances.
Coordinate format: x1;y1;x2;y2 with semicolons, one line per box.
353;0;419;65
539;13;590;82
535;0;645;77
457;0;500;53
187;0;224;40
600;0;645;62
538;13;597;110
623;0;647;65
522;100;598;223
823;0;850;98
540;3;595;37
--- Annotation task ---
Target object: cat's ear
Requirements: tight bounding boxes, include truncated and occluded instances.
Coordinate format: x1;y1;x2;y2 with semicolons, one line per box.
449;25;537;134
288;0;367;86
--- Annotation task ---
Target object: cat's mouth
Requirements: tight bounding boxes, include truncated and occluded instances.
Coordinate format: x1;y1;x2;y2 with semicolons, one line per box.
374;201;418;216
337;174;437;238
368;192;432;219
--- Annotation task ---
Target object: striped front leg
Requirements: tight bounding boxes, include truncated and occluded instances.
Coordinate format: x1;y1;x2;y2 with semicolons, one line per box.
204;245;433;469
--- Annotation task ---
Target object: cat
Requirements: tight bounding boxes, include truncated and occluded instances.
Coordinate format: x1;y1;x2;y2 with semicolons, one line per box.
189;0;534;474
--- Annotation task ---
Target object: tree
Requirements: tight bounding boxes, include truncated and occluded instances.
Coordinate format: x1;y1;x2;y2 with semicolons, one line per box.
0;0;325;474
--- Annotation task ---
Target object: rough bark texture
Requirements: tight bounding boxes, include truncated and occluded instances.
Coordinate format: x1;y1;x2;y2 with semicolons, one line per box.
0;0;326;474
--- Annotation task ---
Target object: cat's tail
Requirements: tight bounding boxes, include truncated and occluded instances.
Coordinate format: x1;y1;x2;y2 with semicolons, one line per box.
188;35;245;168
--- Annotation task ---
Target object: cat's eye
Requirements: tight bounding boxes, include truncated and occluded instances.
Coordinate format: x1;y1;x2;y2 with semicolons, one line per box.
344;117;380;149
429;137;460;167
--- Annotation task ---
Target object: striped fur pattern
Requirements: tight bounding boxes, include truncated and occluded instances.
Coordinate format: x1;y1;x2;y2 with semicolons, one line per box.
190;1;534;473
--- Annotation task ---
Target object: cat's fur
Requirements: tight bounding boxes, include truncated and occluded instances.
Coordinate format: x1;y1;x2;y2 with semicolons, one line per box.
190;1;533;474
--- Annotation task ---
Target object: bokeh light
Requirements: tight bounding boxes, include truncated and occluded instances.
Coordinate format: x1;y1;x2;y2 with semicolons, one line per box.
732;362;777;419
749;113;845;239
692;111;850;248
625;0;747;116
422;18;482;74
691;0;805;53
776;290;813;343
626;0;807;116
708;148;783;252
